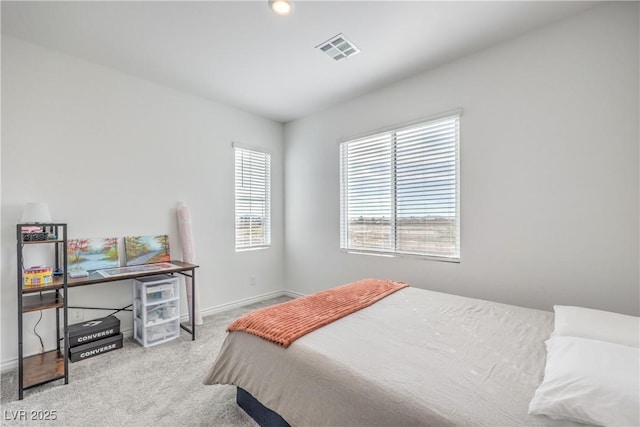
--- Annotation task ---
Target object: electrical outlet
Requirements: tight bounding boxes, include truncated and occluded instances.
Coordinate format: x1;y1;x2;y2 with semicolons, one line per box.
249;275;256;287
70;309;83;323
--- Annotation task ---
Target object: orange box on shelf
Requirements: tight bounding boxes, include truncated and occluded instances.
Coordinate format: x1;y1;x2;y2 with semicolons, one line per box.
23;266;53;287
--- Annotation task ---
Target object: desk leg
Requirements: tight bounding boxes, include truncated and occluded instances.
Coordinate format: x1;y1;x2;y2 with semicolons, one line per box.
178;269;197;340
191;268;196;340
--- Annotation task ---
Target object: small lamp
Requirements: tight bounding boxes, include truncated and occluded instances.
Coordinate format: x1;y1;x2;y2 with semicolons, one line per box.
21;202;52;224
20;202;52;240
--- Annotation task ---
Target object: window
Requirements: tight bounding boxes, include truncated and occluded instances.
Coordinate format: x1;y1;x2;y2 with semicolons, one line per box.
235;146;271;250
340;112;460;261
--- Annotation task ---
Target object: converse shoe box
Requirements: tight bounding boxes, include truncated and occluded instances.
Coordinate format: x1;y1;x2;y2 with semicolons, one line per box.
69;333;123;362
69;316;120;347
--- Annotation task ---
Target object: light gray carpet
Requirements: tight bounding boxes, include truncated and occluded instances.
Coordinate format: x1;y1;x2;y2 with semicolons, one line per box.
0;296;291;426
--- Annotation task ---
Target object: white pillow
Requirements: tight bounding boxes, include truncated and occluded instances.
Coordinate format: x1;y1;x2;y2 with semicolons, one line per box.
529;336;639;426
553;305;640;348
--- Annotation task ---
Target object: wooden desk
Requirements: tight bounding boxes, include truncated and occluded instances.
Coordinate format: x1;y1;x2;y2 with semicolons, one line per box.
24;261;199;340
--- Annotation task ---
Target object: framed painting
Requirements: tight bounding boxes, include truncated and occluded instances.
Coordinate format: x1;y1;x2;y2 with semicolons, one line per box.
67;237;119;272
124;235;171;266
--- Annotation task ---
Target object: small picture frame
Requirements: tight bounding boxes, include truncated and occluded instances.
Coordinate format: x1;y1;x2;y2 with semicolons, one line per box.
124;235;170;266
67;237;119;272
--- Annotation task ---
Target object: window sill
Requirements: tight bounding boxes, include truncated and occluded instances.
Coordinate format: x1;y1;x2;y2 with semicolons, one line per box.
341;249;460;263
236;246;271;253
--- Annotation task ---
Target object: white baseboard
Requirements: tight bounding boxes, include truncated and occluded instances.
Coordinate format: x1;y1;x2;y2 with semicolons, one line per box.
198;289;291;318
283;289;305;298
1;289;296;375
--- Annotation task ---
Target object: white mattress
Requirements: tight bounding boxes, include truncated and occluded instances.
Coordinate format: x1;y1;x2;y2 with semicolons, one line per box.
204;287;581;426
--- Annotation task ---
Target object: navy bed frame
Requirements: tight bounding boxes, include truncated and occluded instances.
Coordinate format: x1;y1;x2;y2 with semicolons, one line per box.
236;387;291;427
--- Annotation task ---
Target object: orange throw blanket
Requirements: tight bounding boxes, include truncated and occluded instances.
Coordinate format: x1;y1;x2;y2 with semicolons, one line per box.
227;278;408;347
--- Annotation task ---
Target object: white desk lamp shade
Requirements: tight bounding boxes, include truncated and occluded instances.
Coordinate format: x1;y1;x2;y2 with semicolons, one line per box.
21;202;52;223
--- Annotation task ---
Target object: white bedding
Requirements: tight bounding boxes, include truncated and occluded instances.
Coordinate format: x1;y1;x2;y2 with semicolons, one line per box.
204;287;581;426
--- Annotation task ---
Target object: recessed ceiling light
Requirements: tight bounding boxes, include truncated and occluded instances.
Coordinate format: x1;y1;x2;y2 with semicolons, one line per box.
316;33;360;61
269;0;292;16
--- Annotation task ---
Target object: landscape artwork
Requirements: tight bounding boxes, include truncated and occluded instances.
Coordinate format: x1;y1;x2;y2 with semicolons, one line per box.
67;237;119;272
124;235;171;266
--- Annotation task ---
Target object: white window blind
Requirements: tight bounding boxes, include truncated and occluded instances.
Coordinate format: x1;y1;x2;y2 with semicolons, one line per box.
340;113;460;260
235;147;271;250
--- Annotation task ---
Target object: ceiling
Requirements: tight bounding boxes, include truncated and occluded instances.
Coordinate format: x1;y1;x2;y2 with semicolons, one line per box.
1;1;599;123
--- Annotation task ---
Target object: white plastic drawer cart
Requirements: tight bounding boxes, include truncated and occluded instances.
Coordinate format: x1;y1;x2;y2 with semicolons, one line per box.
133;275;180;347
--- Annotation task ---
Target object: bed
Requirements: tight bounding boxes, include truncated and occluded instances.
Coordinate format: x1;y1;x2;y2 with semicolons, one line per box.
203;283;605;426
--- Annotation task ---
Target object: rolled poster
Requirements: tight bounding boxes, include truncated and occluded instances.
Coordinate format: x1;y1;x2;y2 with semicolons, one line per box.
177;201;203;325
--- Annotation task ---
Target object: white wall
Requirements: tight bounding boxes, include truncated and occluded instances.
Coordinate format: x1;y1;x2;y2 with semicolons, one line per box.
284;3;639;315
1;37;284;364
2;3;638;370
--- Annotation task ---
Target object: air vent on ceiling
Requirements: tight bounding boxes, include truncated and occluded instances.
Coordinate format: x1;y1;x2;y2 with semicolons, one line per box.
316;33;360;61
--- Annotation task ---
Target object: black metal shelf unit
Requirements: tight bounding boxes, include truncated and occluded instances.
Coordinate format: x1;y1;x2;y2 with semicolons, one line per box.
16;223;69;400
